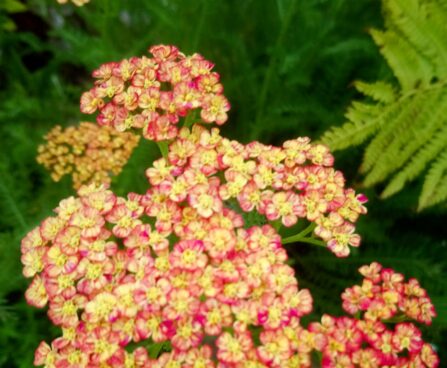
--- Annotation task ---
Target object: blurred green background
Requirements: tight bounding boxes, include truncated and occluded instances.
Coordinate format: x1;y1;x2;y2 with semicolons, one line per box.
0;0;445;366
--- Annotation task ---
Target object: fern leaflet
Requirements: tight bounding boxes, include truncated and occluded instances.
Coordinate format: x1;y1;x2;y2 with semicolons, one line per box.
321;0;447;209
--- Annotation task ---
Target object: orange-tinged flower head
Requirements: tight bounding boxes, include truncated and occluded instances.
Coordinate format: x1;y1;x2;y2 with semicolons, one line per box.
37;122;139;189
57;0;89;7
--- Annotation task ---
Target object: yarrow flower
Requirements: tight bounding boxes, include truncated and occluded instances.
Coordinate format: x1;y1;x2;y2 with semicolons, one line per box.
22;183;314;367
37;122;139;189
342;262;436;325
158;124;367;257
309;263;438;368
22;191;439;367
25;44;439;367
80;45;230;141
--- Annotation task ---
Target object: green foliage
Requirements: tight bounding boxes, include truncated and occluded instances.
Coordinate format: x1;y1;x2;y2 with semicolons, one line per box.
322;0;447;210
0;0;27;31
1;0;446;366
419;149;447;209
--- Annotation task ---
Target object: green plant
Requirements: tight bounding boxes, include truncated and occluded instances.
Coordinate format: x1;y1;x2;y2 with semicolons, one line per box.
0;0;27;31
1;1;446;366
321;0;447;210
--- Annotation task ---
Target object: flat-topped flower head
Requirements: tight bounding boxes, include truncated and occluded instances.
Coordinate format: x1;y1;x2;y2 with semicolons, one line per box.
342;262;436;325
153;124;367;257
27;44;438;367
37;122;139;189
81;45;230;141
56;0;89;6
309;263;439;367
23;183;317;367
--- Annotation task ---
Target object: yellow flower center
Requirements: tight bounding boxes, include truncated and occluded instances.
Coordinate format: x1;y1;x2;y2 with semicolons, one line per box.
181;249;197;264
146;287;161;302
118;216;133;229
86;263;103;280
62;301;77;317
198;194;213;210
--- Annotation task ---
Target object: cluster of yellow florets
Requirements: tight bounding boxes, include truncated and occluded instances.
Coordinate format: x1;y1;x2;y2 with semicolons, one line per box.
37;122;139;189
56;0;89;6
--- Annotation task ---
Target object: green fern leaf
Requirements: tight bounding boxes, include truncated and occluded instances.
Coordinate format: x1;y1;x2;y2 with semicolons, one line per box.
382;122;447;198
419;149;447;210
364;86;447;185
370;29;435;90
383;0;447;79
321;100;402;150
354;81;396;103
361;95;417;174
321;0;447;209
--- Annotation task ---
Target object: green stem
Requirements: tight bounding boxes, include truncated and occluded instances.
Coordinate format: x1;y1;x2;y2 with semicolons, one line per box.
253;0;297;135
156;141;169;160
0;174;28;231
294;237;326;247
281;222;316;244
271;219;283;232
384;315;409;324
184;110;200;129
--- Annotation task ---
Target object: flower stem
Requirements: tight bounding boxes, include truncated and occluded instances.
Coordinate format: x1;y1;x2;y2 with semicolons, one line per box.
156;141;169;160
282;223;326;248
384;315;409;324
281;222;316;244
184;110;200;129
271;219;283;232
293;237;326;247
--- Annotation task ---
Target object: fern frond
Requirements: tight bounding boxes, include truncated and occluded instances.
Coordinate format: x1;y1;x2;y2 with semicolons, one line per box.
418;149;447;210
321;0;447;209
363;86;447;185
360;95;417;174
383;0;447;79
353;81;396;103
370;29;435;90
382;123;447;198
321;99;401;150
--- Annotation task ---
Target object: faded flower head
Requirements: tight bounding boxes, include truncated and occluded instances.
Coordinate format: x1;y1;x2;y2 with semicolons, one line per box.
37;122;139;189
56;0;89;6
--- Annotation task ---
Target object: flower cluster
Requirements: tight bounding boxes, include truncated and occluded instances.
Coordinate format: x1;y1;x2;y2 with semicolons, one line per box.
56;0;89;6
309;263;438;367
37;122;139;189
26;44;439;367
22;183;315;367
80;45;230;141
342;262;436;324
148;124;367;257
